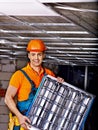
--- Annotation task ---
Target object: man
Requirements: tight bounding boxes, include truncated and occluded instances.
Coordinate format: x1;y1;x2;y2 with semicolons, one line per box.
5;39;64;130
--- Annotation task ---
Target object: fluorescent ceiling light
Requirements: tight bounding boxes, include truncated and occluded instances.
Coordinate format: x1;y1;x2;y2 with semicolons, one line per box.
0;0;58;16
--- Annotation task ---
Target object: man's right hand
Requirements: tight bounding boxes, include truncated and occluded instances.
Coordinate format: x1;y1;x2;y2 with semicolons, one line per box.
18;114;31;130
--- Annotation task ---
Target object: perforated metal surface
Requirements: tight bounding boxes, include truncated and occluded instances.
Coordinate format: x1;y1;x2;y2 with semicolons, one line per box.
26;75;95;130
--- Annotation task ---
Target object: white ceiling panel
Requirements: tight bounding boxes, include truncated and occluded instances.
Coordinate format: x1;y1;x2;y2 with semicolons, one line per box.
0;0;58;16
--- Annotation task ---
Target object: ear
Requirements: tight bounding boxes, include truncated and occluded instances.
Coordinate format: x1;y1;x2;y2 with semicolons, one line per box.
43;53;45;59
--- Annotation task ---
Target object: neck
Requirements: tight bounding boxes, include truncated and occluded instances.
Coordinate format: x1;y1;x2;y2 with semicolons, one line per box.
30;63;42;73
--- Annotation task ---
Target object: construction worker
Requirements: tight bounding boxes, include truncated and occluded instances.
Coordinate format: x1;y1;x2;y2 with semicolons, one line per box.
5;39;64;130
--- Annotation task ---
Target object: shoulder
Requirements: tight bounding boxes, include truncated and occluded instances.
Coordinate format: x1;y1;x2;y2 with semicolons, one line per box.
9;70;23;84
45;68;56;77
10;66;27;79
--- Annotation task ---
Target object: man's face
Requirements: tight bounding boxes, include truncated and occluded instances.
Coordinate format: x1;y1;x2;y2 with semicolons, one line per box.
28;51;45;67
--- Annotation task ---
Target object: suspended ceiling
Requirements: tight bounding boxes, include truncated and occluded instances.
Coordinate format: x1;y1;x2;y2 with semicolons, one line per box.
0;0;98;66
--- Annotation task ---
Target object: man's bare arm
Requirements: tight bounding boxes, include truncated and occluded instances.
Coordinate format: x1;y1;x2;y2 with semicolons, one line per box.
5;85;30;129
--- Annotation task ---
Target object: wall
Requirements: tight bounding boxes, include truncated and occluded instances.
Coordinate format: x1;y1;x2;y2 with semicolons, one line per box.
0;59;27;129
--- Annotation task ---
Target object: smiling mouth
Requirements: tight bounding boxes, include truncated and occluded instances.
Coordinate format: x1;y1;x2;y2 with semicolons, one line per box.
34;60;40;63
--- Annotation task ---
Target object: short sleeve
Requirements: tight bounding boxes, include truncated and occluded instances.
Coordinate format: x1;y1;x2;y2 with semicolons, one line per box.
9;70;23;89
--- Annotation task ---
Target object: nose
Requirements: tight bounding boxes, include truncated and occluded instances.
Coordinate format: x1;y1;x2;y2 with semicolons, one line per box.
35;54;38;59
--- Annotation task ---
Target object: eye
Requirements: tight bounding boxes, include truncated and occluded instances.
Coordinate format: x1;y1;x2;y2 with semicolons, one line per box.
31;53;35;56
38;53;42;56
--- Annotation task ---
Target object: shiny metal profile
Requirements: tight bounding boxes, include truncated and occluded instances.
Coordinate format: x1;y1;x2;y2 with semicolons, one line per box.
26;75;95;130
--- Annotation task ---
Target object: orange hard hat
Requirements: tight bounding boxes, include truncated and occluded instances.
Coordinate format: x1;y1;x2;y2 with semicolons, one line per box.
26;39;47;52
